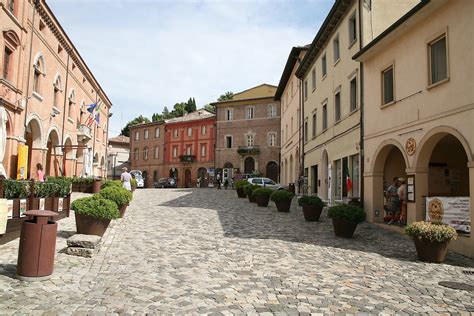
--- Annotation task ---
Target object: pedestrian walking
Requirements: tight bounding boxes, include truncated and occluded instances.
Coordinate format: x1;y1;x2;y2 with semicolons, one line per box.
121;167;132;191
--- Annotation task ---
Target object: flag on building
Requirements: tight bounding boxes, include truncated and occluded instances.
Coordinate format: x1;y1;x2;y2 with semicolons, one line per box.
86;103;97;113
346;169;353;192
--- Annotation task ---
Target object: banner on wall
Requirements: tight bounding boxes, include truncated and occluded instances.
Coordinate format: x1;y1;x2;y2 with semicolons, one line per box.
16;144;28;180
425;196;470;233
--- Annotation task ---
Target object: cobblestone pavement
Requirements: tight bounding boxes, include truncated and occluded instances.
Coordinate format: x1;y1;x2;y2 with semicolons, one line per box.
0;189;473;315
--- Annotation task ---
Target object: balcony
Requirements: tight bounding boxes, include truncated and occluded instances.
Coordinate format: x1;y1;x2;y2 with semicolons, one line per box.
77;124;92;141
179;155;196;163
237;146;260;155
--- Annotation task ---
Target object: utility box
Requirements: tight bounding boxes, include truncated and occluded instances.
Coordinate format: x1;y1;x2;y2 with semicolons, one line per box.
17;210;58;281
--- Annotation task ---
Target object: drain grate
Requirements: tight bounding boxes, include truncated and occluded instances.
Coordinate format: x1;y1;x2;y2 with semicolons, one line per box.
463;270;474;275
438;281;474;292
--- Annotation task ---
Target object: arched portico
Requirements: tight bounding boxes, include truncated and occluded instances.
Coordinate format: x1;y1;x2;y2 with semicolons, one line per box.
45;128;60;176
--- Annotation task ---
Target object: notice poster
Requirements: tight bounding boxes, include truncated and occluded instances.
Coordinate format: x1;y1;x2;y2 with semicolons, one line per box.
0;199;7;234
7;200;13;219
426;196;470;233
39;198;45;211
19;199;27;217
58;198;64;212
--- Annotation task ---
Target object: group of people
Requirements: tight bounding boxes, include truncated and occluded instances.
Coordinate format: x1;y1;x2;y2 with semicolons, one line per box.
385;177;407;225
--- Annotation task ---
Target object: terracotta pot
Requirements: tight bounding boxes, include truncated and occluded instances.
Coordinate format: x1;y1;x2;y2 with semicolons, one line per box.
75;212;111;237
236;187;246;198
413;237;449;263
118;204;128;218
275;199;292;212
302;204;322;221
332;218;358;238
248;194;256;203
255;195;270;207
92;179;102;194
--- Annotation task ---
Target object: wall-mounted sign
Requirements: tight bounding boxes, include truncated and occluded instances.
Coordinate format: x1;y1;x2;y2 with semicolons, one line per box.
425;196;470;233
406;138;416;156
407;175;415;202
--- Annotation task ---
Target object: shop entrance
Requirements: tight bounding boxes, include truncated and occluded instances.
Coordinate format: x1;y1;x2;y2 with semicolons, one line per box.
184;169;192;188
244;157;255;174
197;167;208;187
266;161;278;182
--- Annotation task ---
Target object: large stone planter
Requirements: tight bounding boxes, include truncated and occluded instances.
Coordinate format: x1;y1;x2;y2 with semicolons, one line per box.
275;199;292;212
301;204;322;221
332;218;358;238
75;213;110;237
413;237;449;263
248;194;256;203
256;195;270;207
236;187;246;198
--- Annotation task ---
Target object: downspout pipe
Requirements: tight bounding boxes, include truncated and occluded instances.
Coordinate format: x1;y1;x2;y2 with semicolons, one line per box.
60;54;70;176
358;0;365;207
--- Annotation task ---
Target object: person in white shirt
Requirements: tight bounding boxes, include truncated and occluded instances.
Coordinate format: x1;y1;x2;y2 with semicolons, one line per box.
121;167;132;191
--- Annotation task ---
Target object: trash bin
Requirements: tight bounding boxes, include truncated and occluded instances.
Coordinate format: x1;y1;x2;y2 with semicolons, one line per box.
17;210;58;281
289;183;295;194
92;177;102;193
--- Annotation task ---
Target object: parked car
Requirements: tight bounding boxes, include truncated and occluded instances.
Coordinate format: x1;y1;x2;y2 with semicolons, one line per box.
154;177;177;188
134;174;145;188
247;177;285;190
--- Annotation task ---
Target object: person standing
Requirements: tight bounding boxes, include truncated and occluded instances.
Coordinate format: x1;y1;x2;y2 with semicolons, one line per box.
36;163;45;182
385;177;399;224
398;178;407;225
121;167;132;191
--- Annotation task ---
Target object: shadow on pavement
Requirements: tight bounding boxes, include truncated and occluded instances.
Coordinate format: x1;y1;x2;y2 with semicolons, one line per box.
0;263;17;279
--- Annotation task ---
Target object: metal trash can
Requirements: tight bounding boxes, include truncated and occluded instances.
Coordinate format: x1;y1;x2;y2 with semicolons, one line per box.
289;183;295;194
17;210;58;281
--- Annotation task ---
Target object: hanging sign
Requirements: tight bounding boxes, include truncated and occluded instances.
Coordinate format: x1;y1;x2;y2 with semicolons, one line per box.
425;196;470;233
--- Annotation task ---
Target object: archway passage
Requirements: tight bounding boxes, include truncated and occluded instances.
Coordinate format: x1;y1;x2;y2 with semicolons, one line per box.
184;169;192;188
46;130;60;177
142;170;148;188
321;150;329;201
266;161;278;182
25;119;42;179
244;157;255;174
63;138;74;176
198;167;208;187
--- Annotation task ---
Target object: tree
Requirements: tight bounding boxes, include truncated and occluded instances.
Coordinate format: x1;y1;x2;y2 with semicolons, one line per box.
184;97;196;113
170;102;186;117
152;113;163;122
120;115;151;137
204;103;215;113
218;91;233;101
162;106;170;119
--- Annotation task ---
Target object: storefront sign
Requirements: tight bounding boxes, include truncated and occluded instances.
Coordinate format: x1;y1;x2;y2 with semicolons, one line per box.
425;196;470;233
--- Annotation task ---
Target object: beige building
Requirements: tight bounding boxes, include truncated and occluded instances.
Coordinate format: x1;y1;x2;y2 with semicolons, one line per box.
107;135;129;180
213;84;280;181
354;0;474;257
296;0;418;203
275;46;308;187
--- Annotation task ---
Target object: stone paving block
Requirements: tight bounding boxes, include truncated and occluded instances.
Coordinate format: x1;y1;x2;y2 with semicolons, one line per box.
66;246;96;258
67;234;101;249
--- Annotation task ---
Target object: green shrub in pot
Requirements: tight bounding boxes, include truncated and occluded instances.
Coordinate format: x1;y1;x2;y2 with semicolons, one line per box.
253;188;273;207
4;180;29;199
101;180;122;189
327;204;366;238
99;186;133;207
46;177;72;197
235;180;249;189
298;195;324;208
34;182;58;198
244;184;260;198
270;190;294;212
71;195;119;220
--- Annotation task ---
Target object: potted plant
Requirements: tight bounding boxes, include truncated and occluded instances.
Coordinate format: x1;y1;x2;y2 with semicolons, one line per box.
244;184;260;203
298;195;325;221
71;195;120;236
4;180;30;217
234;180;249;198
101;180;122;189
270;190;294;212
327;204;366;238
130;178;137;192
253;188;273;207
32;182;56;210
99;186;133;218
406;221;457;263
46;177;73;213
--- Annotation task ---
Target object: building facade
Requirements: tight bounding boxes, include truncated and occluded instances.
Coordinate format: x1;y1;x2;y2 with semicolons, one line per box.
0;0;111;179
354;0;474;257
275;46;308;187
107;135;129;180
163;110;215;188
296;0;418;203
129;122;165;188
213;84;280;182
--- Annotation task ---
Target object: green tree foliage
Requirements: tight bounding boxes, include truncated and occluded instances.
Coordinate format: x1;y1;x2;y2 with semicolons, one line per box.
162;106;170;119
204;103;215;113
151;113;163;122
218;91;233;101
120;115;151;137
184;97;197;113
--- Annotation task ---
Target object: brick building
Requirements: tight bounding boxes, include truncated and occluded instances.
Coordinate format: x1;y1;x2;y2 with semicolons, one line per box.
129;122;165;188
0;0;111;179
164;110;215;188
213;84;280;182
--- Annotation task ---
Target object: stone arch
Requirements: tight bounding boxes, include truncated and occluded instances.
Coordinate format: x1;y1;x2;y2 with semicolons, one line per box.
244;156;255;174
266;160;279;182
53;72;63;90
321;149;330;200
25;113;43;148
63;135;75;159
3;30;20;48
45;127;61;176
371;139;410;174
33;52;46;74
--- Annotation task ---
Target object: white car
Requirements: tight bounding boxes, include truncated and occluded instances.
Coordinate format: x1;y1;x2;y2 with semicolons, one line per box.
247;177;285;190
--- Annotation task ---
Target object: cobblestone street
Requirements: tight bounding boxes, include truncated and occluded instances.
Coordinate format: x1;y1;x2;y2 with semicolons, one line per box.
0;188;473;314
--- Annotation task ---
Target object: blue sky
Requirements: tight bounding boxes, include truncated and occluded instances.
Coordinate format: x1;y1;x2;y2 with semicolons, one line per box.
48;0;334;136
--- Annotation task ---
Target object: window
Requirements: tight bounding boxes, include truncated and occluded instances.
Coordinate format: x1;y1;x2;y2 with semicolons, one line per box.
186;145;192;155
154;146;159;159
3;31;19;82
187;127;192;137
312;113;317;137
225;136;232;149
201;125;206;135
144;129;149;139
201;144;206;157
350;77;357;112
143;147;148;160
268;133;276;147
53;76;61;108
134;148;139;160
304;80;308;99
173;129;178;138
246;134;254;147
263;178;275;186
172;146;178;158
350;154;360;197
322;104;328;130
2;47;12;80
311;67;316;91
68;90;75;118
322;53;327;77
333;35;340;63
335;91;341;122
429;35;448;85
382;66;394;105
155;127;160;138
304;119;308;142
7;0;15;15
33;64;41;93
225;109;233;121
268;105;276;117
134;131;139;141
349;13;357;45
246;106;255;119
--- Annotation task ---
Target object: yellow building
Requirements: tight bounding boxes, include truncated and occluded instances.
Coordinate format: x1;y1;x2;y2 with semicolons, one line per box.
354;0;473;257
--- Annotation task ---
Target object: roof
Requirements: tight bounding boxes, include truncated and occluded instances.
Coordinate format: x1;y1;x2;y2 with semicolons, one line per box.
274;46;309;101
353;0;431;61
210;83;277;106
108;135;130;144
295;0;352;79
165;109;215;124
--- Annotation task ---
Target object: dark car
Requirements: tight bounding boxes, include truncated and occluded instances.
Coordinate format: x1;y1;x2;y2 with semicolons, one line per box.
154;177;177;188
